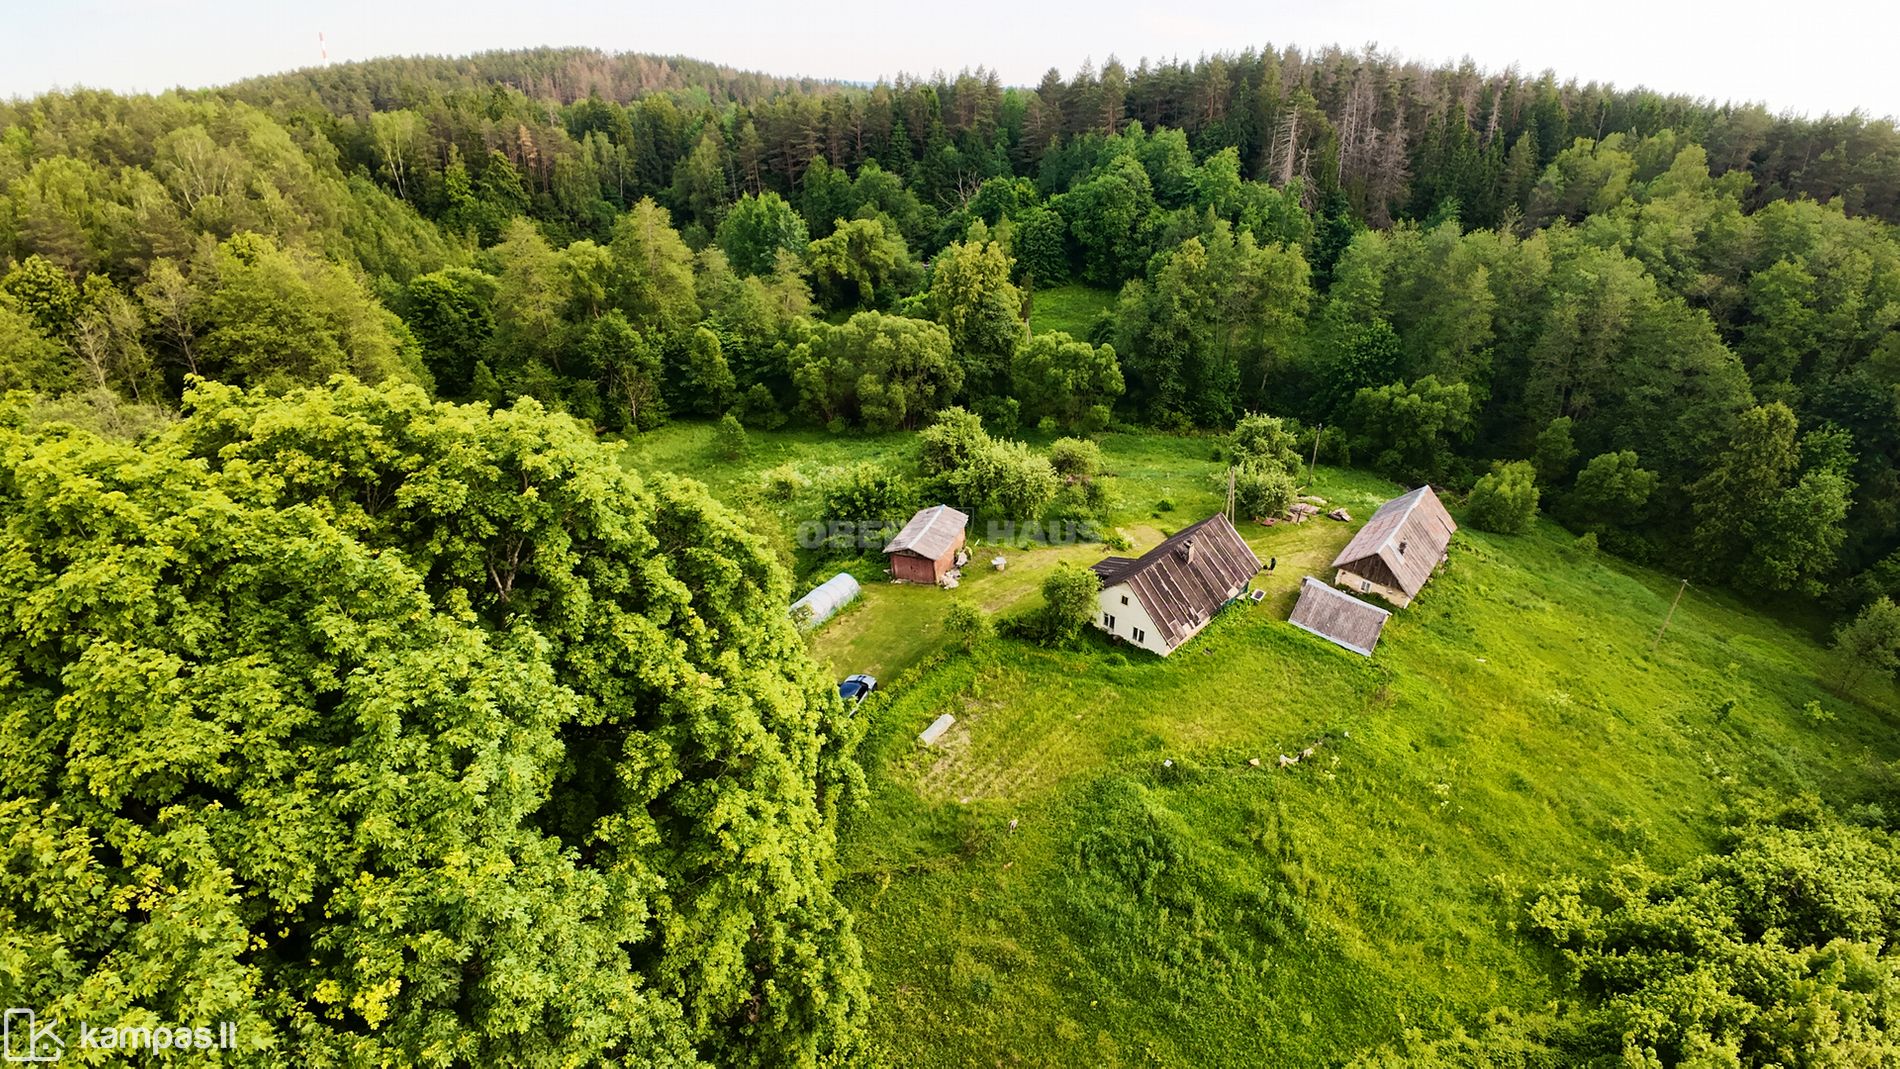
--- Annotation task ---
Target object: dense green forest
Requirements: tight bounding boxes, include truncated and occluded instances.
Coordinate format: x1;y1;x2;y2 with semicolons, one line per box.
3;45;1897;606
3;44;1900;1064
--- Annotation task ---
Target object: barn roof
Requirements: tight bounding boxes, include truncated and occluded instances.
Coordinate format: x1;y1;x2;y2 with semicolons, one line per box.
1329;486;1457;598
1091;514;1262;649
884;504;969;561
1288;577;1391;656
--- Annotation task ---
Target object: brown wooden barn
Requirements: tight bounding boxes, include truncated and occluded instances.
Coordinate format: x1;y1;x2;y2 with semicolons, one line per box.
884;504;970;584
1330;485;1457;607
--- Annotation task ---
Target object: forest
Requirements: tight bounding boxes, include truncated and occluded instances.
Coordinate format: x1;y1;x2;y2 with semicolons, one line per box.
4;45;1898;602
2;42;1899;1065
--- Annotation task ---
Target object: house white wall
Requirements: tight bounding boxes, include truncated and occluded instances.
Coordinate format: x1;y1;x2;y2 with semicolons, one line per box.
1094;582;1179;657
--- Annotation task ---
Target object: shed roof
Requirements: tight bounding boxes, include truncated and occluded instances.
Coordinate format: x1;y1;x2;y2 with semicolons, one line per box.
1287;577;1391;656
1090;514;1262;649
884;504;969;561
1329;486;1457;598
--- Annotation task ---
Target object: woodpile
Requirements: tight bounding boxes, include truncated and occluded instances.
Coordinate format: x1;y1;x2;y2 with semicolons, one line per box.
1286;502;1322;523
1327;508;1352;521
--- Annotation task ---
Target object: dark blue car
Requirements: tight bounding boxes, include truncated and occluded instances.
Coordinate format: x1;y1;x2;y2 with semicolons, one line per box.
838;674;877;705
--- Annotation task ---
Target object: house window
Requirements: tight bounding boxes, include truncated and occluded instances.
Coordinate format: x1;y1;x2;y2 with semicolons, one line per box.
1120;594;1129;605
1361;579;1372;592
1132;626;1146;643
1397;540;1408;557
1103;612;1116;630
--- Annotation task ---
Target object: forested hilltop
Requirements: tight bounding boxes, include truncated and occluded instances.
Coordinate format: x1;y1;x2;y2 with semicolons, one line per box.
4;45;1898;611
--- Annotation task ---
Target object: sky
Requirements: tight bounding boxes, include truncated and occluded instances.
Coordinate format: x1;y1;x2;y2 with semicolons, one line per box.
3;0;1896;120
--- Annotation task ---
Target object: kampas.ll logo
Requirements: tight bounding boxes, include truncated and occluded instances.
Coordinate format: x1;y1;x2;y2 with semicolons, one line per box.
3;1009;62;1063
5;1008;238;1061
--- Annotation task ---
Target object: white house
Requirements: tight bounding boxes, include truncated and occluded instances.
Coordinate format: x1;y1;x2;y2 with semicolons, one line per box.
1088;514;1263;656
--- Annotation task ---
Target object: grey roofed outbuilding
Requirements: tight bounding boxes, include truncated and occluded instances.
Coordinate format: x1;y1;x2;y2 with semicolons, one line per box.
1329;485;1457;599
883;504;970;560
1089;513;1262;649
1287;576;1392;656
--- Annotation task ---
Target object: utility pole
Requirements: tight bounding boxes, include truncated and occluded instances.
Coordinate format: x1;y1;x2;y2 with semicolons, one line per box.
1305;423;1323;489
1651;578;1688;655
1227;466;1236;523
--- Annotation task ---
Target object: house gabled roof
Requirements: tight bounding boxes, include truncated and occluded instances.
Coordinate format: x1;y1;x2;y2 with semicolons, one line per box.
1288;576;1391;656
1329;486;1457;598
884;504;969;561
1091;514;1262;649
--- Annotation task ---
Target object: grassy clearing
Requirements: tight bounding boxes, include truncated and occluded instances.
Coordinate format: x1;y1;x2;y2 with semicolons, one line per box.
618;419;1900;1063
617;420;1367;681
1027;284;1116;338
616;421;915;501
840;495;1900;1067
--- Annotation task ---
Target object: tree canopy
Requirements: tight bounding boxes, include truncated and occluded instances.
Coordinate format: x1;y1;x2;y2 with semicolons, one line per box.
0;379;867;1066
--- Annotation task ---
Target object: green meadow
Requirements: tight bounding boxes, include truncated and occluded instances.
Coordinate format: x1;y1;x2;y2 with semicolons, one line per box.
620;420;1900;1066
1027;283;1117;339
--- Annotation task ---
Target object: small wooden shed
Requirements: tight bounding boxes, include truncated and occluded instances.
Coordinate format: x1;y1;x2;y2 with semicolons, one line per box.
884;504;970;584
1288;576;1391;656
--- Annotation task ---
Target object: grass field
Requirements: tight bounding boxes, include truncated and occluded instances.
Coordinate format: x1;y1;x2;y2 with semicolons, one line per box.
1027;283;1117;338
619;420;1900;1064
618;419;1251;680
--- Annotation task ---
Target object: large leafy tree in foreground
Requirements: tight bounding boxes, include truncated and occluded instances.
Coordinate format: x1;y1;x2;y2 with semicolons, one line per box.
0;379;866;1066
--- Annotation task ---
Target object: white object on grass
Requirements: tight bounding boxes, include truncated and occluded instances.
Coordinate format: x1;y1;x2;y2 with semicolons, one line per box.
919;713;957;746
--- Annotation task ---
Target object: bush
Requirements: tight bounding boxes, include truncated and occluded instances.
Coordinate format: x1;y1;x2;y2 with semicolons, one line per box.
714;412;749;460
1048;437;1103;481
1565;450;1657;527
1834;596;1900;694
1008;563;1100;647
736;382;787;429
1155;498;1175;513
1228;463;1297;521
1228;413;1301;473
819;462;915;551
1568;530;1599;560
971;395;1020;438
918;406;992;481
919;406;1059;521
760;463;809;502
1467;460;1540;534
943;599;992;651
1531;416;1577;485
1295;422;1349;470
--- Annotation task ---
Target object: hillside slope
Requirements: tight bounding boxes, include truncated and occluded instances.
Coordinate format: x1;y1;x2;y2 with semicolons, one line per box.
835;472;1900;1065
